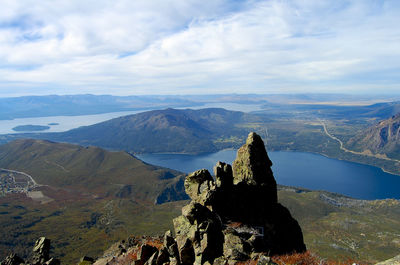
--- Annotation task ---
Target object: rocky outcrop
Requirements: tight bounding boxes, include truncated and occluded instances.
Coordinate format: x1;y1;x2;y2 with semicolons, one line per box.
172;132;306;264
1;254;25;265
0;237;60;265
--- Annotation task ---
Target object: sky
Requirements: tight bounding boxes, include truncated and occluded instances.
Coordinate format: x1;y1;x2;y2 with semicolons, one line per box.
0;0;399;96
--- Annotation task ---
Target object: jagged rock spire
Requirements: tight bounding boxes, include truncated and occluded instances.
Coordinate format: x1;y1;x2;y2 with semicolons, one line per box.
173;132;306;264
232;132;277;202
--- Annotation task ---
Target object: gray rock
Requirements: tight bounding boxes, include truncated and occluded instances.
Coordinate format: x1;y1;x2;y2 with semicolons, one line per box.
163;230;179;260
214;162;233;189
44;257;61;265
232;132;277;202
184;169;215;205
177;238;195;265
223;231;250;261
155;248;169;265
144;251;158;265
1;253;25;265
32;237;51;264
137;244;158;265
257;255;272;265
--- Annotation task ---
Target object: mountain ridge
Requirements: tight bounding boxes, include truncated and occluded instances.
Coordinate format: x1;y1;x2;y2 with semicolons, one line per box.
346;113;400;160
27;108;259;154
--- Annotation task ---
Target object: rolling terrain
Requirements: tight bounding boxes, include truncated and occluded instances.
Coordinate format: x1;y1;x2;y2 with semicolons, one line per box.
0;139;187;263
0;138;399;263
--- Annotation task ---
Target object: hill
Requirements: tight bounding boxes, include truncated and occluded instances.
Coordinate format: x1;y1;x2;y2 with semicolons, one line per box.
346;113;400;160
40;108;260;153
0;139;187;263
0;139;187;201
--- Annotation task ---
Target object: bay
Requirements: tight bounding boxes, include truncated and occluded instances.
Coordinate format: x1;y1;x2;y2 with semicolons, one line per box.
137;150;400;200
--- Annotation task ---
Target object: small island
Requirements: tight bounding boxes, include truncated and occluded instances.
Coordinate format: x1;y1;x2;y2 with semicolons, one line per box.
12;125;50;132
48;123;59;126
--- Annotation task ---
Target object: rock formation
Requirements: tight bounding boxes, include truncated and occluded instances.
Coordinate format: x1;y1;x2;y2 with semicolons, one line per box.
0;237;60;265
172;132;306;264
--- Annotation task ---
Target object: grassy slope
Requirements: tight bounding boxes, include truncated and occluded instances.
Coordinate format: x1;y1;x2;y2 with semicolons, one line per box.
0;193;186;264
0;139;188;264
0;139;184;201
1;184;399;263
279;188;400;264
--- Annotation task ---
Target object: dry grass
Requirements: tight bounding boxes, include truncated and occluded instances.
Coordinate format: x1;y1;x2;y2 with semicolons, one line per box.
272;251;369;265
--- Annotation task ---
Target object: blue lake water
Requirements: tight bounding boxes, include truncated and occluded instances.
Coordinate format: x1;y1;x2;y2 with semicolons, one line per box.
137;150;400;200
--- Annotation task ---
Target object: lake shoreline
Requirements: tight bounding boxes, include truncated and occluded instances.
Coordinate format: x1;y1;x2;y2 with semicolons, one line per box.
137;150;400;200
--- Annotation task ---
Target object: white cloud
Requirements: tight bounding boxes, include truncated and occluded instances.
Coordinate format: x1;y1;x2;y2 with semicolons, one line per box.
0;0;399;96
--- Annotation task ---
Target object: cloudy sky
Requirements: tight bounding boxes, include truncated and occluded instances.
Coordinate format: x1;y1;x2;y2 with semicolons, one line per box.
0;0;399;96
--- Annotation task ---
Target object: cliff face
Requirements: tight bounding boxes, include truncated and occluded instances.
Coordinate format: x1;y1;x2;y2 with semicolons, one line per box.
346;113;400;159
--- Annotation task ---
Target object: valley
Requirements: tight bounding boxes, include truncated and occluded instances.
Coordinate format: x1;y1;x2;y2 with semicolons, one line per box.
1;95;400;264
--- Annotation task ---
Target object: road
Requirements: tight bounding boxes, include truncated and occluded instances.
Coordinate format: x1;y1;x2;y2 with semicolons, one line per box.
319;120;400;164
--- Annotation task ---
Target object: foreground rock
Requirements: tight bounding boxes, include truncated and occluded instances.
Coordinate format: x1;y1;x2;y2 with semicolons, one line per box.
172;132;306;264
1;237;60;265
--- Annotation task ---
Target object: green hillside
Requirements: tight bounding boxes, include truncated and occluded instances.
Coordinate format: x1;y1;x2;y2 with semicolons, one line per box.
0;139;188;263
0;139;185;201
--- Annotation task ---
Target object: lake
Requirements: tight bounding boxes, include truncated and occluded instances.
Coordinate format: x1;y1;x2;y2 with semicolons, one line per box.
137;150;400;200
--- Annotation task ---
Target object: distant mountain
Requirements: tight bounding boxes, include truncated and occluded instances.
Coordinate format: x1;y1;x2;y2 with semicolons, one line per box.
43;108;260;153
346;113;400;160
0;94;200;120
258;101;400;120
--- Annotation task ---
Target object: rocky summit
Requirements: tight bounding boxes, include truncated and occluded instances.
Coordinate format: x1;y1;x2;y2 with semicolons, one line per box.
171;132;306;264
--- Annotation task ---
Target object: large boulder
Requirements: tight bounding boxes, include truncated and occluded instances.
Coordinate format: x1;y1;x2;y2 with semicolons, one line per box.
184;169;216;206
173;202;224;264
